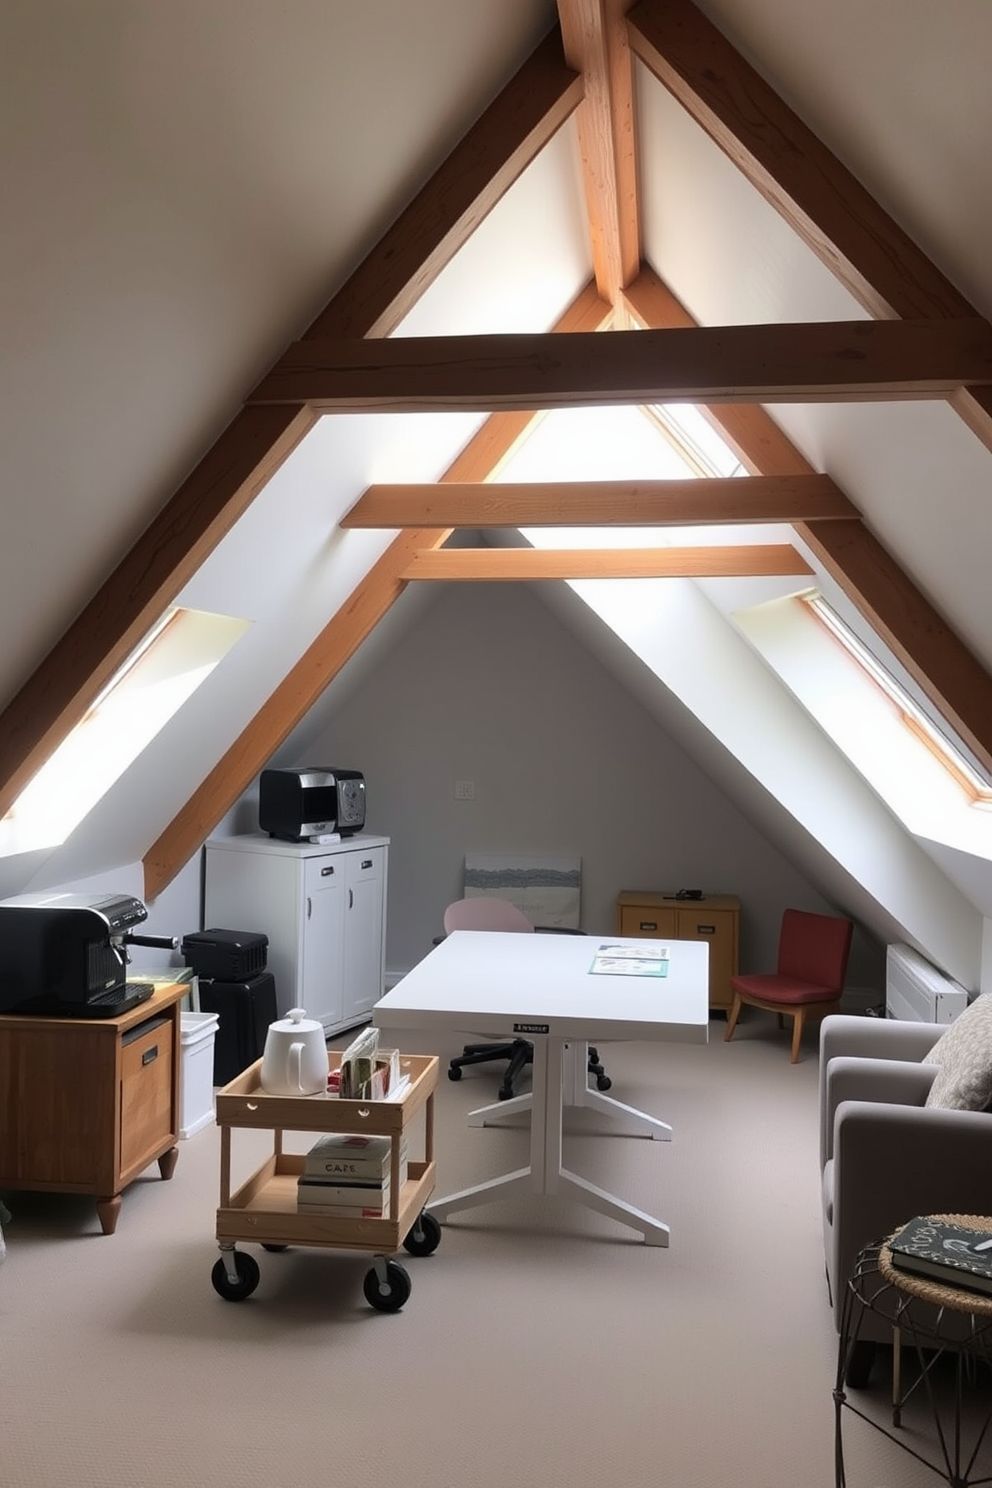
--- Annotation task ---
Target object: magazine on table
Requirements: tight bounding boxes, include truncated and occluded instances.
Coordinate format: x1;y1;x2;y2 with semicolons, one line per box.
589;943;670;978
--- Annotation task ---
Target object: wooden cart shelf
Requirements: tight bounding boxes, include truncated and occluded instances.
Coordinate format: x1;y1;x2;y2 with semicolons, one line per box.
211;1051;440;1309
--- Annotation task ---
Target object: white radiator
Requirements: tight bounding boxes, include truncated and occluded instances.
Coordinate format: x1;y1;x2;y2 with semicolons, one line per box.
885;943;968;1023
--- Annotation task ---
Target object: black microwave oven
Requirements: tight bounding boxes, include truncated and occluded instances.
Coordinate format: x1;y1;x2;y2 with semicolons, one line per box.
258;767;366;841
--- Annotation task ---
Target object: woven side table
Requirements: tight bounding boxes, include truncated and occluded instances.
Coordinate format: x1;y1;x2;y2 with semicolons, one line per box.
835;1215;992;1488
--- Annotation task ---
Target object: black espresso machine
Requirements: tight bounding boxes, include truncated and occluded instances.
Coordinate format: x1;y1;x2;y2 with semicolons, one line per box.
0;891;178;1017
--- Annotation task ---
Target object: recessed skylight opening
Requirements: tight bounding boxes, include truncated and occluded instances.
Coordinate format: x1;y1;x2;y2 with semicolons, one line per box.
803;592;992;804
0;607;251;856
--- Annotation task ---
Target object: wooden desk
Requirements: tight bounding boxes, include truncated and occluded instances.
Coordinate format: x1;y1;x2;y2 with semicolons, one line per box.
616;891;741;1013
0;982;188;1234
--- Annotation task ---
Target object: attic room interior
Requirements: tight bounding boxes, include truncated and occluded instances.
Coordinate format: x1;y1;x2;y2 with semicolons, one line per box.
4;4;992;1485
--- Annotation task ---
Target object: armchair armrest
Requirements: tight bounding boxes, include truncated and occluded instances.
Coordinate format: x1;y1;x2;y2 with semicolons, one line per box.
818;1015;943;1165
829;1100;992;1316
821;1055;936;1167
820;1013;941;1065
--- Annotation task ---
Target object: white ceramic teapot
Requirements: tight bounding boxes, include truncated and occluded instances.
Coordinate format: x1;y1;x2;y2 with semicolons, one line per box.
260;1007;327;1096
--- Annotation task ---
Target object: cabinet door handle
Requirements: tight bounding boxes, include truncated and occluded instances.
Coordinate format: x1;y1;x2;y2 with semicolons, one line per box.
361;858;373;870
141;1045;159;1066
639;920;658;932
307;896;312;920
697;924;716;935
348;888;354;909
321;865;335;877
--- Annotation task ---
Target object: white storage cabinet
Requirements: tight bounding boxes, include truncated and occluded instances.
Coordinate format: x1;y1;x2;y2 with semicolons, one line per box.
204;834;389;1035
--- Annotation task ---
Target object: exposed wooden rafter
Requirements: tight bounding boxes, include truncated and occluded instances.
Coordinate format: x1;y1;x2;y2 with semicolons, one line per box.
11;0;992;902
557;0;640;306
625;0;992;451
342;474;857;528
400;545;812;581
142;282;614;897
0;25;582;824
248;318;992;412
623;265;992;776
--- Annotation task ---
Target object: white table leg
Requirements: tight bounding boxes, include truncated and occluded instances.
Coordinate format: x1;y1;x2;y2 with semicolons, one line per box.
428;1042;550;1221
467;1091;531;1127
433;1038;671;1243
563;1041;672;1140
555;1170;671;1247
468;1043;671;1140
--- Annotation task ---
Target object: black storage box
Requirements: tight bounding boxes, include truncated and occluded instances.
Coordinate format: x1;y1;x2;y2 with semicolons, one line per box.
181;928;268;981
197;972;279;1085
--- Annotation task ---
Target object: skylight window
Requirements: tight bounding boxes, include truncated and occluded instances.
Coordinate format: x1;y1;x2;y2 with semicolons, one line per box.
0;607;250;856
803;592;992;806
643;403;747;479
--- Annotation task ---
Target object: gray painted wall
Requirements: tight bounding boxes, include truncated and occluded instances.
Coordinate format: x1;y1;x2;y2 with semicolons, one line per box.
285;581;883;990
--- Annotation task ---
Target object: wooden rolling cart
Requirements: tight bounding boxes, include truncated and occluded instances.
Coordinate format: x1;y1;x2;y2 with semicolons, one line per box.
212;1051;439;1311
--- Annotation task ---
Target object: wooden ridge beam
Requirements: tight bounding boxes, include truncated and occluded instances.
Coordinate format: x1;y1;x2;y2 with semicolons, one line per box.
400;545;813;580
249;318;992;412
343;473;856;528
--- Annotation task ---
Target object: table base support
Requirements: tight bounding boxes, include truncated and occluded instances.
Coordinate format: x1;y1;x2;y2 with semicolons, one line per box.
432;1038;672;1244
468;1042;673;1142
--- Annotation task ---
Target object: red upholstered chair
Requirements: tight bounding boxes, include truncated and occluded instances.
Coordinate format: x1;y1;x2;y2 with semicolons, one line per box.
724;909;854;1063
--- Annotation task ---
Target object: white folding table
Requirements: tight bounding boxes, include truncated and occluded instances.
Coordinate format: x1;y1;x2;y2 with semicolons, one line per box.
373;930;709;1245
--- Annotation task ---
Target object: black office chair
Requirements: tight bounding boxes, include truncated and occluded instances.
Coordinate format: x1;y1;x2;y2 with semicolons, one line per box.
438;896;611;1100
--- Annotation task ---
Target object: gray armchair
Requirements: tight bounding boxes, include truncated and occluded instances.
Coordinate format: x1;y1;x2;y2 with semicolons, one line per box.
820;1013;992;1381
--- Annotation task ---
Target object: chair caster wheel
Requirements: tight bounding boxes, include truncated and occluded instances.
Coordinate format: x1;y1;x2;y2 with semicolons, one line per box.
596;1075;612;1091
498;1086;514;1100
447;1065;462;1081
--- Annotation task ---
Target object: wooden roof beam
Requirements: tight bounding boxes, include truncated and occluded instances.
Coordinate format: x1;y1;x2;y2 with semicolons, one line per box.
0;25;582;821
623;264;992;776
342;473;857;528
401;545;813;581
250;317;992;411
143;281;612;898
558;0;640;307
626;0;992;450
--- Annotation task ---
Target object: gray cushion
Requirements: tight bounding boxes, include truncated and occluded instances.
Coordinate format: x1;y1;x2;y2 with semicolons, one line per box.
925;993;992;1110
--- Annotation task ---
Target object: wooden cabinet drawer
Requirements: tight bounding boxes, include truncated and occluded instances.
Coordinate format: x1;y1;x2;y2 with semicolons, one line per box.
618;904;676;938
615;891;741;1012
348;847;384;882
120;1016;175;1178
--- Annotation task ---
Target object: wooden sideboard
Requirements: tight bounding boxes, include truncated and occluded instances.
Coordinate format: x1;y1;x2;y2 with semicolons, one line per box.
0;982;188;1234
615;892;741;1014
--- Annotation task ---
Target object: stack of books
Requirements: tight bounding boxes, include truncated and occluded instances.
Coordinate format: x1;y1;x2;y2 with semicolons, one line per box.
296;1132;408;1218
888;1215;992;1297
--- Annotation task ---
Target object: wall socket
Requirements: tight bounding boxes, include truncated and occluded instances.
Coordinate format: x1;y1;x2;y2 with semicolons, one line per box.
454;780;475;800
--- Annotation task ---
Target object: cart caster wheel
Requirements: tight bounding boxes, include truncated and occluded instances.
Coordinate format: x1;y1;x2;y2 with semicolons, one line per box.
261;1243;288;1252
596;1075;612;1091
211;1251;260;1302
363;1258;412;1312
403;1212;442;1257
447;1065;462;1081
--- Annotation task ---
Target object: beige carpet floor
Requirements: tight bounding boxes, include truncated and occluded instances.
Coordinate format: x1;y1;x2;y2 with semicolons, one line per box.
0;1015;976;1488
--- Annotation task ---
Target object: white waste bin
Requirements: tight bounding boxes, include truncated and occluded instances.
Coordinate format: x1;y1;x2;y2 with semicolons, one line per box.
179;1010;220;1139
